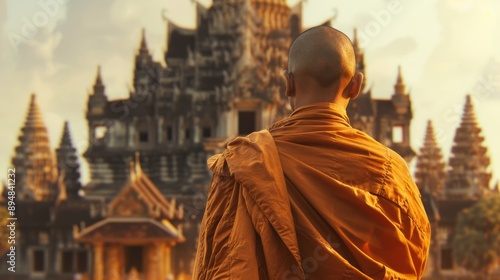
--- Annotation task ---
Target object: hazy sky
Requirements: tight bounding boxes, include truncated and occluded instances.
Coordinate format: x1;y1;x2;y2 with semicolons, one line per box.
1;0;499;186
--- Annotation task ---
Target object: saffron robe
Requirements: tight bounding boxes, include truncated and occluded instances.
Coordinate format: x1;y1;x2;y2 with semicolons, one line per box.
193;103;430;280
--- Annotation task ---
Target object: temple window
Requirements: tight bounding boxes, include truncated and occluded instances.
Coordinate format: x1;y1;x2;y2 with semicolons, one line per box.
441;248;453;269
136;120;149;144
139;131;149;143
185;128;191;140
60;250;88;273
76;251;88;272
392;124;404;144
166;126;173;142
93;125;107;142
203;126;212;138
238;111;256;135
61;251;73;273
125;246;144;273
32;249;46;272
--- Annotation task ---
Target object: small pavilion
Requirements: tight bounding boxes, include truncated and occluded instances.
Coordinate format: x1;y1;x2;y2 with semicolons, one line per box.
75;153;185;280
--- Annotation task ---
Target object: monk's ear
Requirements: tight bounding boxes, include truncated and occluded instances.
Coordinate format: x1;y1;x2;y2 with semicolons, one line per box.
283;70;295;97
346;72;363;100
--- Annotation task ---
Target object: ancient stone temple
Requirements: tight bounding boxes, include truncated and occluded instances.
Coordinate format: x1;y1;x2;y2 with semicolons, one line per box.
11;94;57;201
84;3;298;198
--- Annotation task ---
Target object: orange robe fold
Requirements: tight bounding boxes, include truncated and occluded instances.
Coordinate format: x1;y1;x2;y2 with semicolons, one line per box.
193;103;430;280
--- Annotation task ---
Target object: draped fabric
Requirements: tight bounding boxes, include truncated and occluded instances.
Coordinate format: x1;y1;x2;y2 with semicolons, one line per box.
193;102;430;280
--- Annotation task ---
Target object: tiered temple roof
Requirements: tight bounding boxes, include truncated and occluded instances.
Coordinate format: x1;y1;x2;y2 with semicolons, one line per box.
415;120;446;197
56;121;82;199
12;94;57;201
444;95;492;199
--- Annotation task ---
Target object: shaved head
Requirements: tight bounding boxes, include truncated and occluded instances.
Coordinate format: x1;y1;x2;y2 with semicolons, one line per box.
288;26;356;88
284;26;361;110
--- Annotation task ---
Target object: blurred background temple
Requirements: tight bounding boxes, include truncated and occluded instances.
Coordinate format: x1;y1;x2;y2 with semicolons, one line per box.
1;0;498;279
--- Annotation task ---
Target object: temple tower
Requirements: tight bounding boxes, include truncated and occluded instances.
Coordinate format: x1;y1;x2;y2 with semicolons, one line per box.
444;95;492;199
387;66;415;162
415;121;445;278
414;120;446;197
199;0;295;140
87;65;108;118
11;94;57;201
133;29;160;102
392;66;411;114
56;121;82;199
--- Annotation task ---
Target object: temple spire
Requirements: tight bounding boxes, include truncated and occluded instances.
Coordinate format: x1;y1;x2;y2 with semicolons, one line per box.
139;28;148;52
93;65;106;96
12;94;57;201
25;94;45;128
95;65;103;86
136;28;152;62
414;120;446;197
56;121;82;199
394;65;406;95
59;121;72;147
444;95;492;199
87;66;108;117
134;28;154;92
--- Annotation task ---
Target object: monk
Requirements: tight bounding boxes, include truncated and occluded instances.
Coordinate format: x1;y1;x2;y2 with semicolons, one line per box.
193;26;431;279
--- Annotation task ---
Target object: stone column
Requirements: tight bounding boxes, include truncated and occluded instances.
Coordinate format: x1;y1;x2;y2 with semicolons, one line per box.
164;245;172;278
93;243;104;280
146;244;160;280
106;244;121;280
157;243;166;279
194;117;201;144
